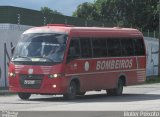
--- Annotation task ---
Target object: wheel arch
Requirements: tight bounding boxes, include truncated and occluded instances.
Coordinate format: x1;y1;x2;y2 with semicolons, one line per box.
69;76;81;92
118;74;127;86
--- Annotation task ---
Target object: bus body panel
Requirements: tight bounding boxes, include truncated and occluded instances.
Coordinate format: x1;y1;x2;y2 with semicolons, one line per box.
65;56;146;92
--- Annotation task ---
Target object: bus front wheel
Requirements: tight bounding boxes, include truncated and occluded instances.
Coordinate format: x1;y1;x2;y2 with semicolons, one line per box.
63;81;77;100
18;93;31;100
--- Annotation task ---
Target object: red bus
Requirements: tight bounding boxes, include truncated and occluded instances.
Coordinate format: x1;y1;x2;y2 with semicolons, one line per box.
8;24;146;100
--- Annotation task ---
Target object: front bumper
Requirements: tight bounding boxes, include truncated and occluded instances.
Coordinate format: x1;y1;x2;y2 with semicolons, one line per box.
9;76;68;94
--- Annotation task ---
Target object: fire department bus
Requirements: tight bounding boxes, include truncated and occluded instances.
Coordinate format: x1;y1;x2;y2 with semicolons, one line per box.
8;24;146;100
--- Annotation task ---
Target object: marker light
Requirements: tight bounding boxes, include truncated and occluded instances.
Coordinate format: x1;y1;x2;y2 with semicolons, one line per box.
53;85;57;88
54;74;58;78
48;73;64;78
8;72;16;78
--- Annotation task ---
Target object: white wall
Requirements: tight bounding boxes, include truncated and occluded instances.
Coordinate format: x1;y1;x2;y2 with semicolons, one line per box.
0;24;32;87
144;37;159;76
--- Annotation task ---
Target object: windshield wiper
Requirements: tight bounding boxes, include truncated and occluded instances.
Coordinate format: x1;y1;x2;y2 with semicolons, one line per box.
33;56;55;63
13;56;31;60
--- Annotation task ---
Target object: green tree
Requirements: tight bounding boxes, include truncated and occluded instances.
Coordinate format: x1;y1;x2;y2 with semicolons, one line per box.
41;7;63;15
125;0;159;30
73;0;159;30
73;2;99;20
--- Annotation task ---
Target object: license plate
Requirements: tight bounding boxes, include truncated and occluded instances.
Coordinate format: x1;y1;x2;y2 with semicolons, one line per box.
24;80;35;85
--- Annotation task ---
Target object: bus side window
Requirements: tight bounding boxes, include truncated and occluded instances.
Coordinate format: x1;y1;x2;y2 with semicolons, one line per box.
107;39;121;57
80;38;92;58
92;38;107;58
121;39;134;56
133;38;145;56
67;39;81;62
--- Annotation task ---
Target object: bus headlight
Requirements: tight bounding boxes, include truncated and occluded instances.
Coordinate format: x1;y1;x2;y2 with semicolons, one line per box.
48;73;64;78
8;72;16;78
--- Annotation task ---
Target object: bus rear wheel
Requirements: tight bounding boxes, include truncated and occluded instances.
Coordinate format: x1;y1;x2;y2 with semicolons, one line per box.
77;92;86;96
63;81;77;100
18;93;31;100
107;79;123;96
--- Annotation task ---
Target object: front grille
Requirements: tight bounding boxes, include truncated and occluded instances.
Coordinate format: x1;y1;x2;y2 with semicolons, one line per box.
19;74;44;89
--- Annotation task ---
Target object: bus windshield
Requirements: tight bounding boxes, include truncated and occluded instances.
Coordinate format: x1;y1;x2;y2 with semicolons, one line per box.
12;33;68;63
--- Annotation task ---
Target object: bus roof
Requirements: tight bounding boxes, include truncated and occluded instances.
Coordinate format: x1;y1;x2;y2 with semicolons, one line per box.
23;24;142;37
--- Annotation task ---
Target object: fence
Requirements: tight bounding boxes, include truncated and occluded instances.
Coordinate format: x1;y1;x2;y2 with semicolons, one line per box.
140;29;159;39
0;6;113;27
0;6;159;38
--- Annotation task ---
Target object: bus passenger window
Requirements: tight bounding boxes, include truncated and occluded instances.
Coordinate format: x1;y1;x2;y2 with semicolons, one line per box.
107;39;121;57
92;39;107;57
80;38;92;58
68;39;80;60
133;38;145;56
121;39;134;56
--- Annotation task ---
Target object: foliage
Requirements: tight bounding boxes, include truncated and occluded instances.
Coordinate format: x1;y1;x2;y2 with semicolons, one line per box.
73;2;99;20
73;0;159;31
40;7;63;15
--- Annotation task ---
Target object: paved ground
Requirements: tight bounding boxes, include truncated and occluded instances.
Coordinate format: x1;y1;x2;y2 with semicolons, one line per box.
0;83;160;111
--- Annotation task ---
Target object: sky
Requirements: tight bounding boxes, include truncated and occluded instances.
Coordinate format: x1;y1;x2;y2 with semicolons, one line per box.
0;0;95;16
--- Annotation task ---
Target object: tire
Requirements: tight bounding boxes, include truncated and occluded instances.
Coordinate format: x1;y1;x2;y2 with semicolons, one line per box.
63;81;77;100
77;92;86;96
107;79;123;96
114;79;123;96
18;93;31;100
107;89;114;96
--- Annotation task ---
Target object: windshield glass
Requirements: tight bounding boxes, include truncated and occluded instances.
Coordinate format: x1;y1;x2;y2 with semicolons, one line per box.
12;33;68;63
